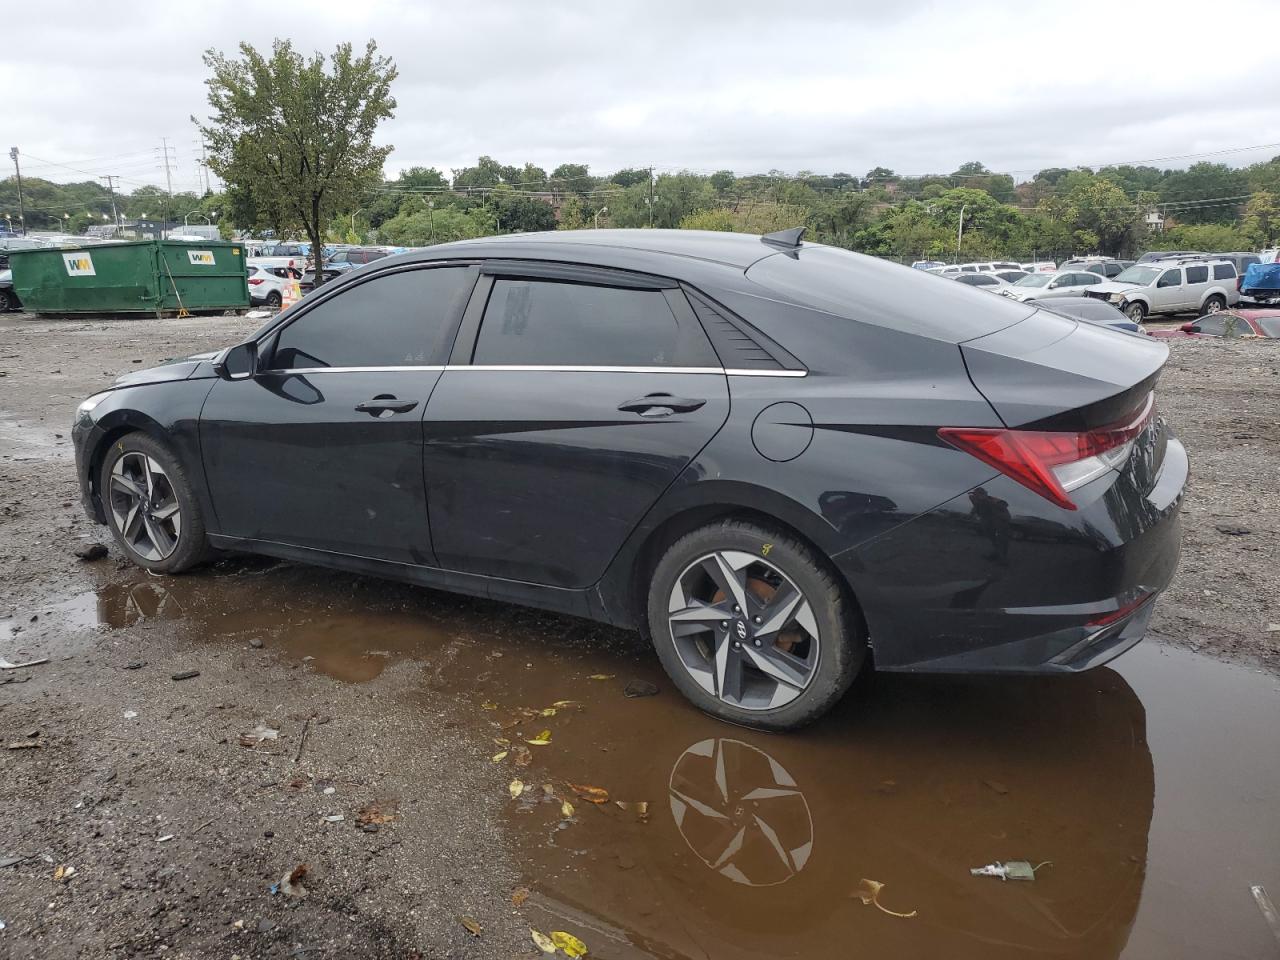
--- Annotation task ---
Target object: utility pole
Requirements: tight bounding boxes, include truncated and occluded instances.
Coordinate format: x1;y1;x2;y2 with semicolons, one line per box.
9;147;27;235
956;203;967;262
101;175;121;234
158;138;176;238
647;166;655;229
193;138;211;195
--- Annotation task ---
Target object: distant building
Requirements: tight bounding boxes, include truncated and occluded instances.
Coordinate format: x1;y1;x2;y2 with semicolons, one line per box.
1145;209;1165;233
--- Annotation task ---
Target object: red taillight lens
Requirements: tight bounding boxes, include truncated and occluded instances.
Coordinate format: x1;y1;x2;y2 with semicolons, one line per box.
940;393;1154;511
248;277;264;285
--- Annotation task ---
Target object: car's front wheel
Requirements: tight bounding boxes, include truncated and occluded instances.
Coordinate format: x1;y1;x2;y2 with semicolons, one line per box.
1125;301;1147;323
0;288;18;312
646;519;865;730
100;432;210;573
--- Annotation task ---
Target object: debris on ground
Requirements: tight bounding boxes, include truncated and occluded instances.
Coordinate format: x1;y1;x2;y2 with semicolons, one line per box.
248;637;264;649
568;783;609;804
293;716;312;763
1252;885;1280;946
271;863;309;898
509;779;525;799
588;674;614;681
551;930;590;957
531;929;556;953
73;543;109;561
970;860;1052;881
170;670;200;681
526;729;552;746
355;800;398;825
615;800;649;822
460;915;482;936
852;878;916;918
623;679;659;698
511;887;530;906
0;655;48;670
239;724;280;747
1215;524;1251;536
53;864;75;883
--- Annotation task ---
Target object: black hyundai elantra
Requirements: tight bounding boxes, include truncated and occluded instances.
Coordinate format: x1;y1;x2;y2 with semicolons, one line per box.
72;229;1185;729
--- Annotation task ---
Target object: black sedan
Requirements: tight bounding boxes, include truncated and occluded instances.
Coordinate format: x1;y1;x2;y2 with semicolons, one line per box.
71;229;1186;729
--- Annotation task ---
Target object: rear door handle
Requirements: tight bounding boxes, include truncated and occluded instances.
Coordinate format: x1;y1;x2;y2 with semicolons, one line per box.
618;394;707;417
355;395;419;416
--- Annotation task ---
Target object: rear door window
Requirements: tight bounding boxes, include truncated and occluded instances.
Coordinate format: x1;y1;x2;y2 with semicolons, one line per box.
1185;265;1209;284
1212;263;1237;280
473;279;711;367
271;267;473;369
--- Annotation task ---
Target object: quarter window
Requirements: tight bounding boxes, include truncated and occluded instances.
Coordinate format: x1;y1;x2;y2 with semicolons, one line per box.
271;267;472;370
473;279;706;367
1184;265;1209;284
1157;269;1181;288
1212;263;1236;280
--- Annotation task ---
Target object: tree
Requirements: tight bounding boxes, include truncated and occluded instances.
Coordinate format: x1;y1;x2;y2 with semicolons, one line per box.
709;170;735;195
366;166;447;227
198;39;396;269
550;163;592;196
514;163;548;192
1242;190;1280;246
610;167;650;188
380;204;493;245
452;156;506;190
485;186;557;232
1159;162;1248;224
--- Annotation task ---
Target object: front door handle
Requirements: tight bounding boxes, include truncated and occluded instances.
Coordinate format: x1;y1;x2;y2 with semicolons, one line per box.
355;395;419;416
618;394;707;417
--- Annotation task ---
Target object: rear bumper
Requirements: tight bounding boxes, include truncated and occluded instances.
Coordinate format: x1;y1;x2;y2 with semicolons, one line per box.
836;433;1187;673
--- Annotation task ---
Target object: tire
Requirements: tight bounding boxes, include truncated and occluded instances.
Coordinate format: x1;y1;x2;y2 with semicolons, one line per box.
646;519;866;731
1201;294;1225;316
266;290;282;308
99;432;210;574
0;289;16;312
1125;301;1147;323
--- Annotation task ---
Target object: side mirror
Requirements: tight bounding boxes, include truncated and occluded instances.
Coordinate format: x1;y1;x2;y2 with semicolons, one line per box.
215;341;257;380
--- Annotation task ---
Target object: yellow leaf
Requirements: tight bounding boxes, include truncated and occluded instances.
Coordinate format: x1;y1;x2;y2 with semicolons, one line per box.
508;779;524;799
615;800;650;821
561;799;575;818
551;700;577;708
568;782;609;804
540;707;557;717
481;701;498;710
530;929;556;953
511;887;530;906
542;783;556;796
588;674;614;681
460;915;482;936
552;930;589;957
493;737;510;746
526;730;552;745
491;751;508;762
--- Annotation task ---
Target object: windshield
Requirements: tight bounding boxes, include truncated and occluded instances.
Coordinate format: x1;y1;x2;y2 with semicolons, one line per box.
1014;274;1052;288
1115;266;1159;285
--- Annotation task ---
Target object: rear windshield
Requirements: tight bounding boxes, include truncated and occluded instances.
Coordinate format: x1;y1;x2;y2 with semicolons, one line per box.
1257;318;1280;338
745;245;1033;344
1014;274;1052;287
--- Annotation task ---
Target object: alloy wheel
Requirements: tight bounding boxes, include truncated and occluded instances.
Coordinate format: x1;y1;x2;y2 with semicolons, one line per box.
667;551;820;710
108;452;182;562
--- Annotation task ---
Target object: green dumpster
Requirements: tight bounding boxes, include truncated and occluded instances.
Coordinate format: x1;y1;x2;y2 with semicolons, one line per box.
9;240;249;315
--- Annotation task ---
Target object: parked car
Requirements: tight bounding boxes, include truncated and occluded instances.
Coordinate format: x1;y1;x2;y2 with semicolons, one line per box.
1061;258;1135;279
1137;250;1203;263
246;263;298;309
1039;296;1142;333
299;267;344;294
1241;261;1280;304
1020;261;1057;273
1217;251;1262;277
993;269;1029;284
71;229;1185;730
327;247;391;273
1147;308;1280;339
271;242;311;259
952;273;1010;291
0;268;21;312
1001;270;1105;302
911;260;947;271
1084;258;1240;323
0;236;47;270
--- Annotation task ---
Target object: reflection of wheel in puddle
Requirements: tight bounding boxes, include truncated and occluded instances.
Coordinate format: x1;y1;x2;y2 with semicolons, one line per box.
668;738;812;887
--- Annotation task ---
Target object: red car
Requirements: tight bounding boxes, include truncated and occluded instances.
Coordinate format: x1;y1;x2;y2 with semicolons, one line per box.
1147;308;1280;339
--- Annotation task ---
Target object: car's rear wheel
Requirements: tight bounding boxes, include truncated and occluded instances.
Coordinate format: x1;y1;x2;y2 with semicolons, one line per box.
100;432;210;574
1201;294;1225;316
0;288;18;312
646;519;865;730
266;290;282;308
1125;301;1147;323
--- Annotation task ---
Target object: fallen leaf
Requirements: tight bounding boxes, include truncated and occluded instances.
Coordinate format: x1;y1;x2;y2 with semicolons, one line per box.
512;745;533;767
527;730;552;746
542;783;556;796
853;878;916;919
531;929;556;953
615;800;650;821
569;783;609;804
460;915;482;937
481;701;498;710
551;700;578;708
493;737;510;746
552;930;589;957
540;707;557;717
277;863;309;898
511;887;530;906
491;750;508;762
561;800;575;818
509;779;525;799
588;674;614;681
355;801;398;825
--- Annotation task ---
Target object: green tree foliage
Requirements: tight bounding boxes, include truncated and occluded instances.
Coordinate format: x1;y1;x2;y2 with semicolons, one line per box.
1242;190;1280;246
486;186;557;232
709;170;736;195
198;38;396;265
610;168;650;188
1157;223;1253;251
380;204;494;246
366;167;447;227
678;203;806;234
1159;162;1249;224
550;163;593;196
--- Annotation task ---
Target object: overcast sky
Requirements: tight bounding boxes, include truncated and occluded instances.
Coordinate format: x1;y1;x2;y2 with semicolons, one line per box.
7;0;1280;194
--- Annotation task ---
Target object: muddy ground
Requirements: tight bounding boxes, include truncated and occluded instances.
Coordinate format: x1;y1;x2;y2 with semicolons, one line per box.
0;311;1278;960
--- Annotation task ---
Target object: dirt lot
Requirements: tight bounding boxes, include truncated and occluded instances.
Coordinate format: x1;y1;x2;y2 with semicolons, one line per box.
0;311;1277;959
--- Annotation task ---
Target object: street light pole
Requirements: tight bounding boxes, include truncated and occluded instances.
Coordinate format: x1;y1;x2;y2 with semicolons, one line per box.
184;211;211;227
956;203;967;262
593;205;608;229
9;147;27;235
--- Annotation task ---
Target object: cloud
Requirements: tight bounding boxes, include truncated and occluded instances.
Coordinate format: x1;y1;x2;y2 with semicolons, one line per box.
5;0;1279;191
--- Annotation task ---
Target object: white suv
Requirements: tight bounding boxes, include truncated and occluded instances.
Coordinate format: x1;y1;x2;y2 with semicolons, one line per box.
1084;258;1240;323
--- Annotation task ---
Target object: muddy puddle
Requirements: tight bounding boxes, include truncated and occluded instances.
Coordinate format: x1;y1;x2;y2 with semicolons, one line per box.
16;560;1280;959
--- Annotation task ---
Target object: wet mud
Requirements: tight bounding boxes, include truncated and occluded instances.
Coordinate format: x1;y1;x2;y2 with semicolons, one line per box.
16;559;1278;960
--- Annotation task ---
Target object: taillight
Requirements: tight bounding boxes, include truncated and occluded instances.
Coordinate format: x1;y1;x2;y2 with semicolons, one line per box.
939;393;1154;510
248;277;264;285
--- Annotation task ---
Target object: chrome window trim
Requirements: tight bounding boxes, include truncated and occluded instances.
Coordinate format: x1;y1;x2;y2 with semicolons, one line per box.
262;364;808;377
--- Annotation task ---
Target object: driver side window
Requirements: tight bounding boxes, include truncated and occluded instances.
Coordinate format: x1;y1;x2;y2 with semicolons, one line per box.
271;267;473;370
1157;269;1182;288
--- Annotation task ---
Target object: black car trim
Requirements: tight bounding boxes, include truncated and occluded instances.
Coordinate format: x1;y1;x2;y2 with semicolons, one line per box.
478;259;677;290
683;287;803;372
